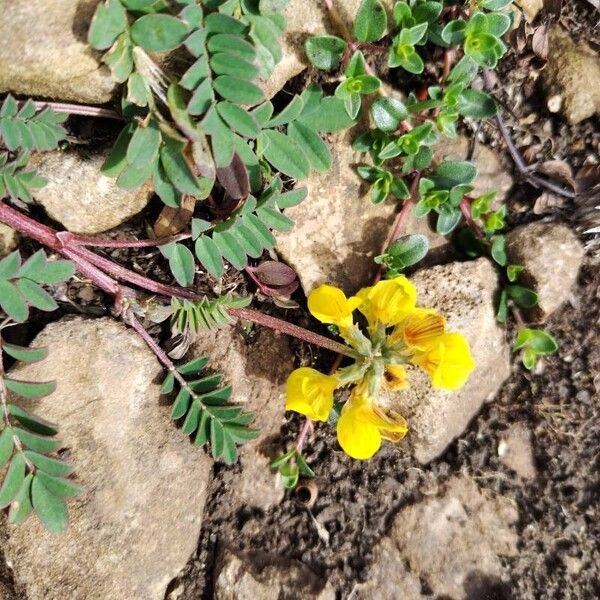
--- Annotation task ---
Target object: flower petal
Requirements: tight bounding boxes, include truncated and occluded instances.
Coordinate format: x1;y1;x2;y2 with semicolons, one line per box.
285;367;337;421
337;403;382;460
358;276;417;328
307;285;357;330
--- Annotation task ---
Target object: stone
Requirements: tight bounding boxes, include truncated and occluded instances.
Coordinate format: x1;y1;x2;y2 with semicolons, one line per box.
363;477;518;599
275;130;398;295
262;0;394;98
0;0;116;104
30;150;153;234
434;135;513;203
214;547;335;600
0;223;18;257
506;221;585;321
385;258;510;464
4;318;212;600
543;27;600;125
191;327;294;511
498;423;537;480
514;0;544;21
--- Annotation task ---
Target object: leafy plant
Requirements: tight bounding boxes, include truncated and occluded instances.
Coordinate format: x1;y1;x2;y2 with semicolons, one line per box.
270;447;314;489
161;355;259;464
512;328;559;370
374;233;429;276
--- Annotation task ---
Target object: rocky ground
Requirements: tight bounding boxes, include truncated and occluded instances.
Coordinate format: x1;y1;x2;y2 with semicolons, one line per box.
0;0;599;599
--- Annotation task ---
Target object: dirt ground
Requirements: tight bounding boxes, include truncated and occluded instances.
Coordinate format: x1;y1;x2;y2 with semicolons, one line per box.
1;1;599;599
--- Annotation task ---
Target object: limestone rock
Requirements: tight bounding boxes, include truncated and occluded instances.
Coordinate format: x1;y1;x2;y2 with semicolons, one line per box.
434;136;513;203
275;130;397;295
263;0;394;98
506;221;584;321
30;150;153;234
214;548;335;600
386;259;510;464
4;318;212;600
544;27;600;125
191;327;294;511
498;423;537;480
0;223;18;257
514;0;543;21
0;0;116;104
362;477;518;599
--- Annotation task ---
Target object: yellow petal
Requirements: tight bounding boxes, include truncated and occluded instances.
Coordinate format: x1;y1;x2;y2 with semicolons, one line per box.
358;276;417;328
307;285;360;330
337;402;382;460
402;309;446;352
384;364;410;390
413;333;475;390
285;367;337;421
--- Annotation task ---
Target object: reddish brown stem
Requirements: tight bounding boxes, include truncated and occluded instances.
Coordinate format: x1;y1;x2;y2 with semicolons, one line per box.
29;101;122;120
459;197;485;239
66;232;192;249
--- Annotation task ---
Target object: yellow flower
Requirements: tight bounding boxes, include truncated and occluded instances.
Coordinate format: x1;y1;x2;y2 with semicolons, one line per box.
399;309;446;352
307;285;362;331
384;364;409;390
357;277;417;328
412;332;475;390
336;395;408;459
286;367;338;422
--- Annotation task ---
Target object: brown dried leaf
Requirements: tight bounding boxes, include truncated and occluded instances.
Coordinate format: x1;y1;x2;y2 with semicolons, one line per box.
531;24;549;60
154;195;196;238
533;191;565;214
249;261;297;287
215;152;249;200
536;160;574;188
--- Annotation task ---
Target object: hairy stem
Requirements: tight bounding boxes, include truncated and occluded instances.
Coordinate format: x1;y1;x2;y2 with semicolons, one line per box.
66;232;192;249
29;101;122;120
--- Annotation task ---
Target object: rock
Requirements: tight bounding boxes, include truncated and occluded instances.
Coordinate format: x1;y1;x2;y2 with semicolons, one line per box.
353;538;425;600
506;221;585;321
214;547;335;600
30;150;153;234
191;327;294;511
362;477;518;599
4;318;212;600
275;130;398;295
0;0;116;104
0;223;18;257
514;0;543;21
385;258;510;464
498;423;537;480
544;27;600;125
263;0;394;98
434;136;513;203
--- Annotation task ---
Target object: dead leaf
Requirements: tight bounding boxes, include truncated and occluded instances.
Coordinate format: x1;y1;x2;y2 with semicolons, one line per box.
215;152;250;200
533;191;565;214
536;160;575;189
531;24;549;60
154;195;196;238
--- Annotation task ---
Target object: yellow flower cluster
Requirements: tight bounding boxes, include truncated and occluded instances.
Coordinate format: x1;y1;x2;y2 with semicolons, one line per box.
286;276;475;460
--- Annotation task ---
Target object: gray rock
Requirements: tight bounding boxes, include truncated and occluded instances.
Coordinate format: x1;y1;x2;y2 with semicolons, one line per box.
544;27;600;125
384;259;510;464
276;130;397;295
0;223;18;257
362;477;518;599
498;423;537;480
506;221;585;321
191;327;294;511
0;0;116;104
214;548;335;600
30;150;153;234
4;318;212;600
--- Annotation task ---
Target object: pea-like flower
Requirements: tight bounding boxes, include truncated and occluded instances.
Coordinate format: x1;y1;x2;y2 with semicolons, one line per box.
285;277;475;459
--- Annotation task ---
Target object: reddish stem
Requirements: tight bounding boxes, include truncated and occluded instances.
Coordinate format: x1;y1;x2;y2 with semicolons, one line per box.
459;197;485;238
66;232;192;249
29;101;122;120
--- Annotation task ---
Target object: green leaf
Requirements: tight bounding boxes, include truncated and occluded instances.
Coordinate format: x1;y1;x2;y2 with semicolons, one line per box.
88;0;127;50
4;379;56;399
527;329;559;354
265;95;304;128
213;76;264;106
0;250;21;280
270;449;294;469
16;279;57;312
130;14;190;52
14;428;60;453
126;121;162;169
210;52;260;80
458;89;497;119
507;264;524;282
213;231;247;270
434;161;477;187
304;35;347;71
31;475;69;534
35;472;80;498
436;206;462;235
205;13;248;34
177;356;209;376
7;404;58;436
353;0;388;42
24;452;73;477
216;102;260;139
160;137;205;197
207;34;256;60
287;121;331;172
0;452;26;509
260;130;310;180
103;33;133;83
2;341;48;362
370;97;408;132
102;123;135;177
507;285;538;308
299;96;356;132
210;418;225;459
295;452;315;478
496;288;508;323
171;388;191;420
280;462;299;488
0;428;14;471
381;234;429;270
491;236;507;266
195;236;225;278
8;473;33;525
441;19;467;45
0;281;28;322
161;242;196;287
